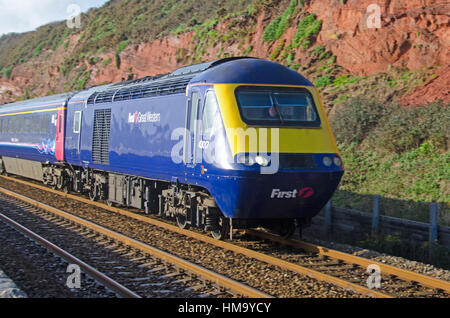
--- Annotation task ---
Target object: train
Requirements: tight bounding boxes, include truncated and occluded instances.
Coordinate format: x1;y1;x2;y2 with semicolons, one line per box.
0;57;344;239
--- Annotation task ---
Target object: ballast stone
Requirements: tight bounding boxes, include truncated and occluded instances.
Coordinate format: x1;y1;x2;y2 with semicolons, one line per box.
0;269;27;298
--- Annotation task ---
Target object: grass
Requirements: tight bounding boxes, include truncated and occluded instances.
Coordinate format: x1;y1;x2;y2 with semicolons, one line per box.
329;99;449;226
1;65;13;79
77;71;91;90
270;39;286;60
263;0;297;42
333;74;363;87
117;40;129;55
114;40;130;69
292;14;322;50
102;57;112;66
314;75;331;88
33;42;45;57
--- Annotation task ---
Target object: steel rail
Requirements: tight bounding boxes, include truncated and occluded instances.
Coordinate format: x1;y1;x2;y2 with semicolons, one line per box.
0;186;271;299
0;211;141;298
0;176;391;298
245;229;450;294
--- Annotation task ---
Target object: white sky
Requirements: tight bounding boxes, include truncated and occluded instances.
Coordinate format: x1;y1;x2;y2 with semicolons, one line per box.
0;0;109;36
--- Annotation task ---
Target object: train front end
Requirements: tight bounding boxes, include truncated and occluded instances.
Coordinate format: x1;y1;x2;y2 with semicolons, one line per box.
192;58;344;233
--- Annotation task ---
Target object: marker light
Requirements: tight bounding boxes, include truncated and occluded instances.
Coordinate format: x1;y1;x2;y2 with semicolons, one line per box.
323;156;332;167
333;156;343;167
238;154;255;166
255;155;270;167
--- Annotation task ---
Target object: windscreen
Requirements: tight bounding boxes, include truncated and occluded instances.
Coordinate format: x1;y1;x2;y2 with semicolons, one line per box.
235;86;321;127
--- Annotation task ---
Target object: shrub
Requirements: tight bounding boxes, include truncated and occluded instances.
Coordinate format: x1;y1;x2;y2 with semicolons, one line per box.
311;45;325;57
33;42;45;57
263;17;282;42
292;14;322;49
1;66;13;79
263;0;297;42
115;53;121;69
114;40;129;69
314;75;331;88
77;71;91;90
270;39;286;60
102;57;112;66
370;101;449;152
331;98;449;152
117;40;129;55
333;74;362;87
330;98;392;144
319;50;332;60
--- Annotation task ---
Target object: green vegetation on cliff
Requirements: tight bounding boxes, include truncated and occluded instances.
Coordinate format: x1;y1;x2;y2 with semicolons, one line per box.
330;99;449;225
0;0;258;71
263;0;298;42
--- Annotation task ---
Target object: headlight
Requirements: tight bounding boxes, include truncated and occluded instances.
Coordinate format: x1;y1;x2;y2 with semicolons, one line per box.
333;156;343;167
237;154;255;166
323;156;332;167
255;155;270;167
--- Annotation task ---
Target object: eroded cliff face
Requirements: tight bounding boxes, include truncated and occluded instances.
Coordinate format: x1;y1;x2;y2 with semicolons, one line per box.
0;0;448;106
309;0;449;74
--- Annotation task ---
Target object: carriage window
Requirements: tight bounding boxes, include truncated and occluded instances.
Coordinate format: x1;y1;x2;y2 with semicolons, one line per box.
41;114;50;133
201;91;217;136
2;118;8;133
24;117;31;133
235;86;321;127
9;118;14;133
16;118;22;133
32;116;40;133
73;111;82;133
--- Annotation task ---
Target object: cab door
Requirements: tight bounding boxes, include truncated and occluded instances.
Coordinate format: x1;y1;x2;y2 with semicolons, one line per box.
184;89;201;178
72;110;83;162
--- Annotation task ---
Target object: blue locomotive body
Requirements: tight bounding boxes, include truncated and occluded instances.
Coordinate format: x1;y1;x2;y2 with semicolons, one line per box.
0;58;344;238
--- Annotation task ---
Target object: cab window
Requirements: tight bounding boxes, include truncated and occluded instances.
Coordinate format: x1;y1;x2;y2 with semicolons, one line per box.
73;111;82;133
235;86;321;127
201;91;218;137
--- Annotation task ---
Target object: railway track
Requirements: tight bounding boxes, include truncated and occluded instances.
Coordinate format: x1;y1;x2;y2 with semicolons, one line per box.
1;174;449;298
244;229;450;297
0;189;268;298
0;211;139;298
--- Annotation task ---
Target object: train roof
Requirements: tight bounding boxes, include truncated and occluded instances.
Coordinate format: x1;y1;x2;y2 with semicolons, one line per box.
0;92;73;115
0;58;314;111
85;57;313;106
190;58;313;86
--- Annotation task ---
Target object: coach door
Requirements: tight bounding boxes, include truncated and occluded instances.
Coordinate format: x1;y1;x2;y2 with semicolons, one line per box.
55;102;66;161
184;89;201;174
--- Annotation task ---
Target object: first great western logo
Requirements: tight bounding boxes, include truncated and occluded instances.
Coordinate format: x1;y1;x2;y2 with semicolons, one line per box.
128;111;161;124
271;187;315;199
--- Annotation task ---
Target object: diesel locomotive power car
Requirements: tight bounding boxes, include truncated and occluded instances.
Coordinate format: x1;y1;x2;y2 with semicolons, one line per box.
0;57;344;239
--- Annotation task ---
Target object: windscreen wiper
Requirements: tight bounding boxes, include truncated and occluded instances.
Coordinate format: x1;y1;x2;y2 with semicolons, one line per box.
271;94;284;124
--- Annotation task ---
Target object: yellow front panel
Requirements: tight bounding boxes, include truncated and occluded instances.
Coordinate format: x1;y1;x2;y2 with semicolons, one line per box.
213;84;339;156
